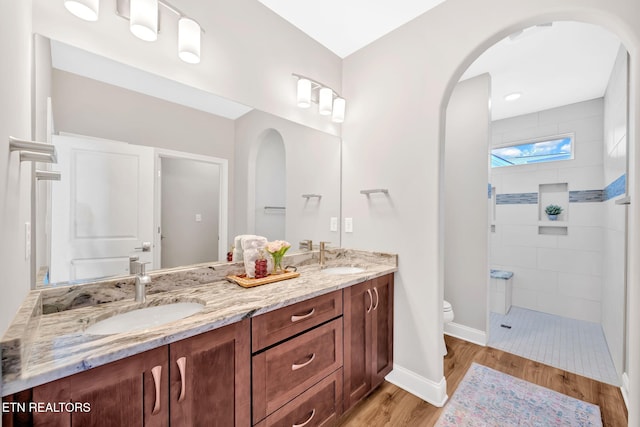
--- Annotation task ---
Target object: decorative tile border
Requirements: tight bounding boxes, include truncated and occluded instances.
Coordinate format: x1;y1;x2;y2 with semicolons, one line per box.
569;190;604;203
496;193;538;205
604;174;626;201
493;174;626;205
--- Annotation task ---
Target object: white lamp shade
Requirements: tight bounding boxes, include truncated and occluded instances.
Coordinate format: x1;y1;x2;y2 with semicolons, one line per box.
297;79;312;108
331;97;346;123
318;87;333;115
64;0;99;21
130;0;158;42
178;17;201;64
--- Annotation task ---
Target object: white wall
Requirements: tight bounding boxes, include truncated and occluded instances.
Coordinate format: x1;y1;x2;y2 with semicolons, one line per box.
444;74;491;340
602;45;628;377
491;99;605;323
342;0;640;418
234;109;341;247
0;1;33;339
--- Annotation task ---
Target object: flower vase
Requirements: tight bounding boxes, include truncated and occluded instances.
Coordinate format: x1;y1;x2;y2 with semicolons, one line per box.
271;254;285;274
548;214;558;221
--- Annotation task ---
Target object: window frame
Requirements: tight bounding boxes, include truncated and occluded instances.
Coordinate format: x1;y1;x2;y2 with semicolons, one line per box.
490;132;575;168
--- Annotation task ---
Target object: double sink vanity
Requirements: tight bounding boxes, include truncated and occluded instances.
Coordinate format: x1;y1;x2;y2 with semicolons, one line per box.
1;249;396;426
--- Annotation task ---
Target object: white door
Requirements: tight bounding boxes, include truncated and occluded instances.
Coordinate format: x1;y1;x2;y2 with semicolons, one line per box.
50;135;155;283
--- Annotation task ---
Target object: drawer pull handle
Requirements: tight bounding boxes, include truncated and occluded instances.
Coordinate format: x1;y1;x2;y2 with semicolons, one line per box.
291;308;315;323
177;356;187;402
292;353;316;371
293;409;316;427
366;289;373;313
373;287;379;310
151;365;162;415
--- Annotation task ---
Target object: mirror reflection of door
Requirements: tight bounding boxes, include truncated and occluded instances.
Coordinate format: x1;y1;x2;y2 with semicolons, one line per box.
160;157;220;269
255;130;286;240
50;134;155;283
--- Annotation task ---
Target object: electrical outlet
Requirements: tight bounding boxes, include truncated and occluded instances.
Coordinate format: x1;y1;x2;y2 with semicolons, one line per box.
345;217;353;233
25;222;31;260
330;217;338;232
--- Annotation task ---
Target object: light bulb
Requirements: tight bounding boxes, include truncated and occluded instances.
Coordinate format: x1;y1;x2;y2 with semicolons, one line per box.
319;87;333;115
130;0;158;42
64;0;99;21
331;97;346;123
178;17;201;64
297;79;312;108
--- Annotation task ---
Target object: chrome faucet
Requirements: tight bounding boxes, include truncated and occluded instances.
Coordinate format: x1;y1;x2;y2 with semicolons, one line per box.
319;241;330;267
299;239;313;251
133;261;151;303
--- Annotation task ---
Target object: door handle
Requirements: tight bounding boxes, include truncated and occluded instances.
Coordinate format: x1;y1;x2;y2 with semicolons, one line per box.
151;365;162;415
177;357;187;402
366;289;373;313
135;241;152;252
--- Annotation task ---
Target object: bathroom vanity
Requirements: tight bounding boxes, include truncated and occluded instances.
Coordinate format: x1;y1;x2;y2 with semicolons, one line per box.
1;249;396;426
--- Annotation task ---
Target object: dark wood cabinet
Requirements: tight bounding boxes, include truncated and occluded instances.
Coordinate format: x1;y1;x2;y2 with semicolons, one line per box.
343;274;394;411
169;319;251;427
31;345;169;427
5;320;250;427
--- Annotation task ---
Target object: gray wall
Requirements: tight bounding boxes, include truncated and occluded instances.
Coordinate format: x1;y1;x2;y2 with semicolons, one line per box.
444;74;491;339
254;130;286;241
161;158;220;268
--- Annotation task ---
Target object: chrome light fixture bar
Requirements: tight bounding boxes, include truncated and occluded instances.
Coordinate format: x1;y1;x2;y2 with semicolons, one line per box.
292;73;346;123
66;0;203;64
36;170;62;181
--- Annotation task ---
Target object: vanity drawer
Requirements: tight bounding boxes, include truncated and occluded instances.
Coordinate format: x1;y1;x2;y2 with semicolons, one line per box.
254;368;343;427
252;290;342;352
252;317;343;423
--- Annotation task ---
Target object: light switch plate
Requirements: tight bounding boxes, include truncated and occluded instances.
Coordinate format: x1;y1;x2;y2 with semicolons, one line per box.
345;217;353;233
195;214;202;222
330;217;338;232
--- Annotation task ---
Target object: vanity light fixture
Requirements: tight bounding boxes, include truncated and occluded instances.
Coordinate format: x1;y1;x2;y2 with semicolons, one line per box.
64;0;99;21
65;0;203;64
292;74;346;123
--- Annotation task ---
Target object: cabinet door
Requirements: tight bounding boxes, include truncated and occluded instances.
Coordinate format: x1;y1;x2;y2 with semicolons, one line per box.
371;274;394;389
169;319;250;427
343;280;373;411
31;346;168;427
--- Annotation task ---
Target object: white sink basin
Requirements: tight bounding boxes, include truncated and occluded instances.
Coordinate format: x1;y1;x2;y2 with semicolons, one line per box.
321;266;365;275
85;302;205;336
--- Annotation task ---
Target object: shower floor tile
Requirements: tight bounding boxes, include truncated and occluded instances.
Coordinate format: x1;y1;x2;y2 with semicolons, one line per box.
489;306;620;386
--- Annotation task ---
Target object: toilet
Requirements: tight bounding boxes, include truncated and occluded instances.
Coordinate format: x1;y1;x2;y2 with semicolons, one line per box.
442;300;455;356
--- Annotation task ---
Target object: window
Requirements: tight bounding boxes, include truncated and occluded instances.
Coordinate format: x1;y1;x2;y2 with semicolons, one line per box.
491;134;574;168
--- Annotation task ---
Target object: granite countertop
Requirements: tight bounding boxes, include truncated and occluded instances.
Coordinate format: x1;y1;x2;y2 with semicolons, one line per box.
1;249;397;396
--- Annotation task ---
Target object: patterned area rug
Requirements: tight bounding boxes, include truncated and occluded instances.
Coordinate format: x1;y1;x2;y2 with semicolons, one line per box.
435;363;603;426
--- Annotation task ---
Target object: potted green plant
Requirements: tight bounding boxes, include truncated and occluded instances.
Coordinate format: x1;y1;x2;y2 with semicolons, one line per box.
544;204;563;221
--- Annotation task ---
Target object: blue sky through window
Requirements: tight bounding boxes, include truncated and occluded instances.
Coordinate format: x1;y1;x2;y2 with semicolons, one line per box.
491;136;573;168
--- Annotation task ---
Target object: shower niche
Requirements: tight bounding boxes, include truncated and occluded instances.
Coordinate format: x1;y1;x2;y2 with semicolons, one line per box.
538;183;568;235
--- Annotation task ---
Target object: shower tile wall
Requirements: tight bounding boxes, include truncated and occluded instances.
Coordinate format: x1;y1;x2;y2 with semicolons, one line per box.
491;99;606;323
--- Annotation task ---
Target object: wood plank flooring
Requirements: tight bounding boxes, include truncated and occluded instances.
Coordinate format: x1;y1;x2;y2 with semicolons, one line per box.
338;336;628;427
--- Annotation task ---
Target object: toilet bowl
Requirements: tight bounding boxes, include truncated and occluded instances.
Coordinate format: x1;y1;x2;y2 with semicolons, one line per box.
443;300;455;356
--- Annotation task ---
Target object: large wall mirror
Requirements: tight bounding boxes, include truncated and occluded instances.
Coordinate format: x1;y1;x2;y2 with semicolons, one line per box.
34;36;342;287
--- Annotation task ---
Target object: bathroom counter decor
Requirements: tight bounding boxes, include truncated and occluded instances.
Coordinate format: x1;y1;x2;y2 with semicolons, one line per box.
1;248;397;396
226;270;300;288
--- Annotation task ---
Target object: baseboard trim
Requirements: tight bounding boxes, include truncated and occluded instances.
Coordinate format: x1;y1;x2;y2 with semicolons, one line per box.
621;372;629;410
444;322;487;346
385;364;448;407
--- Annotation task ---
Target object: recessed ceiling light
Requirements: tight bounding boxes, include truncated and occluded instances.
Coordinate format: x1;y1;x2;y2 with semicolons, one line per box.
504;92;522;101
